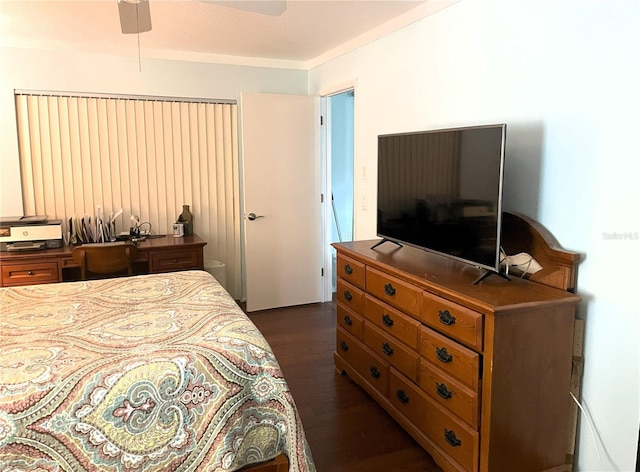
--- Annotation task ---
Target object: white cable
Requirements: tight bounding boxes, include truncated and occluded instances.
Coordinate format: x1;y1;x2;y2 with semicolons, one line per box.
570;391;606;471
518;256;532;278
499;247;509;276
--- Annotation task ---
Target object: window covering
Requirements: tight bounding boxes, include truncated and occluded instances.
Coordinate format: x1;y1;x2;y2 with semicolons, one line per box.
15;92;241;298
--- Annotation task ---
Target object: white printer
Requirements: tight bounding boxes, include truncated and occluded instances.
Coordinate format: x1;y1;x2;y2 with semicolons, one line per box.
0;216;63;251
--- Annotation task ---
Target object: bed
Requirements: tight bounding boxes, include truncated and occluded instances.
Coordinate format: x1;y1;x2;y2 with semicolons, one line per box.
0;270;316;472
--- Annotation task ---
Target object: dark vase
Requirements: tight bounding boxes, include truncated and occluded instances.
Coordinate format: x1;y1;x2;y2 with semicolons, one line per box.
177;205;193;235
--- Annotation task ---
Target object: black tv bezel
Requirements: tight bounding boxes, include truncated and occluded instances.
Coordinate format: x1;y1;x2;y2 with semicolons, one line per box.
375;123;508;275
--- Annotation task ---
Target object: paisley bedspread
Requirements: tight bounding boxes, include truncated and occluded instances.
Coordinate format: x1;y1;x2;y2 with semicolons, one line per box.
0;270;315;472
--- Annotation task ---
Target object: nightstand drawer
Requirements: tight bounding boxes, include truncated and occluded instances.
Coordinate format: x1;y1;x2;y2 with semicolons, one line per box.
1;262;59;286
149;249;201;273
421;291;484;351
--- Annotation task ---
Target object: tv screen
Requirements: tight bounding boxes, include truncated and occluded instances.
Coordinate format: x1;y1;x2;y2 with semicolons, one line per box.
376;123;507;274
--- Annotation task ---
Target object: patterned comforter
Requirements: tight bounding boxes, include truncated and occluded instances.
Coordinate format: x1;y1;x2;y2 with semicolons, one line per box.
0;270;315;471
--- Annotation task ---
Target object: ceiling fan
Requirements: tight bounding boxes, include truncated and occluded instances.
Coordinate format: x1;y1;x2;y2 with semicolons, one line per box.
117;0;288;35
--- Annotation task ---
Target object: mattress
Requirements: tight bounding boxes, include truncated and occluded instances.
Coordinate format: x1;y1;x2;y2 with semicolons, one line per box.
0;270;315;471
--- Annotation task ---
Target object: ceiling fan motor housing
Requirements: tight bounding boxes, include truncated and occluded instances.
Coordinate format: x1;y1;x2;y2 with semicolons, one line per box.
118;0;152;34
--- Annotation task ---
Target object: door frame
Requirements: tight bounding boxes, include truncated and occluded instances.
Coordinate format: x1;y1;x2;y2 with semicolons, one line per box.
320;80;357;302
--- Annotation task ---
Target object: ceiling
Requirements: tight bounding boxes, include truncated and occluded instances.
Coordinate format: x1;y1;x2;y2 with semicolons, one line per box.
0;0;456;69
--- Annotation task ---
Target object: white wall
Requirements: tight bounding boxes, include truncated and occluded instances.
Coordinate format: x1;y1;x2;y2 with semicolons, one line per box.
310;1;639;471
0;47;307;215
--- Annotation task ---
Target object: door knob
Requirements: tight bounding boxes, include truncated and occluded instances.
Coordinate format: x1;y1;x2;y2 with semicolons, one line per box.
247;212;264;221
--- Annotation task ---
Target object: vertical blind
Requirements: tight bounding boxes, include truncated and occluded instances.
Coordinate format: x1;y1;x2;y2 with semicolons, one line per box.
15;92;241;298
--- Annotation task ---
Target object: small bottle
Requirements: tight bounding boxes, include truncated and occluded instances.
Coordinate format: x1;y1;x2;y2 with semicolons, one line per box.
177;205;193;236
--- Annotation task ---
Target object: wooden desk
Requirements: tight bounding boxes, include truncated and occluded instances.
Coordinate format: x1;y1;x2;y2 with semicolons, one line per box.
0;234;207;287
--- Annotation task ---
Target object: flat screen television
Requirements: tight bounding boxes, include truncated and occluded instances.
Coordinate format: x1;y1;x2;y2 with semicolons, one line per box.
376;123;507;282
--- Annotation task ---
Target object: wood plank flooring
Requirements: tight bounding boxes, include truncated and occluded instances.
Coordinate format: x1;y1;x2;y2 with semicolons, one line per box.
248;301;443;472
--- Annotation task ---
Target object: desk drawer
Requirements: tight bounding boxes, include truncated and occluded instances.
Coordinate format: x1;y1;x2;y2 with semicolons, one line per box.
61;256;78;268
1;262;59;286
149;249;202;273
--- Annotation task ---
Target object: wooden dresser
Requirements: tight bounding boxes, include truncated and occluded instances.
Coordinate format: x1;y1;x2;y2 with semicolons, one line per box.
0;234;207;287
333;213;582;472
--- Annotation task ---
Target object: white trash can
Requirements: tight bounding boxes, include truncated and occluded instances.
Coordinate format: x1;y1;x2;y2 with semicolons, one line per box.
204;260;227;291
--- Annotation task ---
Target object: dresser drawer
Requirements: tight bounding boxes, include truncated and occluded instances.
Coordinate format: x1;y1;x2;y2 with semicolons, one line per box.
337;304;365;340
337;328;389;396
390;369;479;472
365;323;419;382
420;326;481;391
419;360;480;429
336;253;366;289
365;294;420;349
421;292;484;351
149;249;201;273
389;367;430;433
336;279;365;315
1;262;59;286
366;267;421;316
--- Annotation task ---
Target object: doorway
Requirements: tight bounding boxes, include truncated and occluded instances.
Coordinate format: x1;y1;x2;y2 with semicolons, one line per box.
323;89;355;295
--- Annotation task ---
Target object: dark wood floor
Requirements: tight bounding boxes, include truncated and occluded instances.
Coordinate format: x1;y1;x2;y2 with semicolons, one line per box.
248;301;443;472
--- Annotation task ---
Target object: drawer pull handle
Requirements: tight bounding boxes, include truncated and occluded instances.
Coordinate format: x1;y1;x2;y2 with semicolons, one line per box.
438;309;456;326
436;382;453;400
344;264;353;275
436;347;453;363
340;341;349;352
444;429;462;447
27;271;34;276
384;283;396;296
343;290;352;302
343;315;353;326
382;314;394;327
382;342;394;356
370;366;381;378
396;389;410;404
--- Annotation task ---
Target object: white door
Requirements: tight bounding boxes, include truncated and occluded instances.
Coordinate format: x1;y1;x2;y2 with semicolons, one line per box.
241;92;323;312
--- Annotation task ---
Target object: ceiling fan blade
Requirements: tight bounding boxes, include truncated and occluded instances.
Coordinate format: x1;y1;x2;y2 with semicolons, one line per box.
206;1;287;17
118;0;152;34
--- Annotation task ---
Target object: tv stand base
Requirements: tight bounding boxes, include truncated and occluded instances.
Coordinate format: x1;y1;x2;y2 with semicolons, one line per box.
371;238;403;250
473;268;511;285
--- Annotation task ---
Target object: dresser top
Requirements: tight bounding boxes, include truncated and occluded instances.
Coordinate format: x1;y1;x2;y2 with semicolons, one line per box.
334;240;580;314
